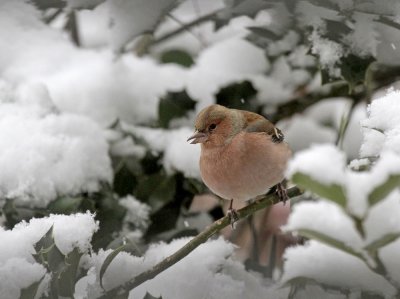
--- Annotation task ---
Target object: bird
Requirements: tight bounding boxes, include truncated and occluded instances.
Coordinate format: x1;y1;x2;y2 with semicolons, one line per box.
187;104;291;227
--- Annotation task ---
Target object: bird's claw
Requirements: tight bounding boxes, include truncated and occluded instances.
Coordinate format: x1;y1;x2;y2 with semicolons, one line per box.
271;127;284;143
227;208;239;229
275;182;289;204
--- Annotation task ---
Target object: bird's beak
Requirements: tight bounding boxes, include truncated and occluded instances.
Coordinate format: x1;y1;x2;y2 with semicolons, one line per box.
187;130;208;144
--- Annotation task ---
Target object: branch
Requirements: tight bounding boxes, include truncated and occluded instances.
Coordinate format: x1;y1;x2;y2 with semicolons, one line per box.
151;10;222;47
99;186;303;298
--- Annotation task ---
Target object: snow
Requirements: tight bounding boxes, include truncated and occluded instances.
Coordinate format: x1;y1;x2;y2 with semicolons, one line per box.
279;116;336;152
0;258;47;299
364;190;400;246
282;241;397;298
107;0;177;52
310;29;343;77
361;89;400;157
78;237;277;299
126;125;202;179
283;201;364;250
284;88;400;295
119;195;151;232
186;38;269;110
0;83;112;207
286;144;346;186
0;212;98;297
288;143;400;218
379;238;400;286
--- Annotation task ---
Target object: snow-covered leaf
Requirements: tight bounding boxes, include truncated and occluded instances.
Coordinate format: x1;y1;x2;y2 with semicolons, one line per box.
297;229;362;260
100;242;139;289
20;275;45;299
291;172;347;207
368;174;400;206
160;50;194;68
58;247;84;297
365;233;400;254
377;16;400;32
47;196;83;214
247;26;280;41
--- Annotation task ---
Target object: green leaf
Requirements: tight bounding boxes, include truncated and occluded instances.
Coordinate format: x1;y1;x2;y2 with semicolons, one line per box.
33;226;68;298
20;275;45;299
58;247;84;297
320;68;334;85
158;90;196;128
160;49;194;68
323;19;352;43
216;81;257;111
143;292;163;299
148;175;177;212
99;243;139;289
135;172;177;211
47;196;83;214
365;233;400;254
297;229;363;260
306;0;339;11
291;172;347;207
2;199;19;227
92;192;126;250
368;174;400;206
30;0;66;10
33;226;64;272
247;26;280;40
338;54;375;93
377;16;400;31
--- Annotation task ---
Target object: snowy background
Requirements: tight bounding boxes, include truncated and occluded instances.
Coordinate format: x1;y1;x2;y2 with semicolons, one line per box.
1;0;400;298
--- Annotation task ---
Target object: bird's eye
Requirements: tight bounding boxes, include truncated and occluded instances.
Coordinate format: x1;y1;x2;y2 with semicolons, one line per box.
209;124;217;131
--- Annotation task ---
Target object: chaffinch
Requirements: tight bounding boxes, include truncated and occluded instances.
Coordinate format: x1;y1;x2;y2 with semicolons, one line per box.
187;104;291;226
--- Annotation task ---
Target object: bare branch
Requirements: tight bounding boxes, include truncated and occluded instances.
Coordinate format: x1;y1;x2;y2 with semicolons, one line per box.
99;186;303;298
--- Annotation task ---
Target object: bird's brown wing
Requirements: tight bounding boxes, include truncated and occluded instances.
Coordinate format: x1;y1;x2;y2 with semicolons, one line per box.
242;111;284;143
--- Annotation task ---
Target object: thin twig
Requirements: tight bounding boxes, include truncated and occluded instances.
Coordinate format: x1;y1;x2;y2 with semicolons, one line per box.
335;99;358;147
152;9;223;46
99;186;302;298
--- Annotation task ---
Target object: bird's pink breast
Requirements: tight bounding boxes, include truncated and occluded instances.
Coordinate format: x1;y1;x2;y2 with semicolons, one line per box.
199;132;291;201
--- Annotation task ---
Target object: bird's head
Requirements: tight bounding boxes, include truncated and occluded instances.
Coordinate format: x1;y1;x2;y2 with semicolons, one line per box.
187;104;243;147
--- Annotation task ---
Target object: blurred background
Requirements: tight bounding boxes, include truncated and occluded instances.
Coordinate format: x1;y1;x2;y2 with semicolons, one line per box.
1;0;400;298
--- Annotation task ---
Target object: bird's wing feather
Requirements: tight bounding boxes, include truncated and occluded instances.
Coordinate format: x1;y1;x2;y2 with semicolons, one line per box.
242;111;284;143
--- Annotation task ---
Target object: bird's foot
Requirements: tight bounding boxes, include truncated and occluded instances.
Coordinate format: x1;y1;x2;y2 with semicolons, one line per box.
227;199;239;229
271;127;284;143
275;182;289;204
227;208;239;229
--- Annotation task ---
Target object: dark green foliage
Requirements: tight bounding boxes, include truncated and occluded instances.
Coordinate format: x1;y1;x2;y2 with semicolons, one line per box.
143;292;163;299
247;27;280;41
158;90;196;128
33;226;85;298
92;189;127;250
160;49;194;68
29;0;66;10
216;81;257;111
20;276;45;299
291;172;347;207
338;55;375;93
323;19;352;43
368;174;400;206
47;196;83;214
